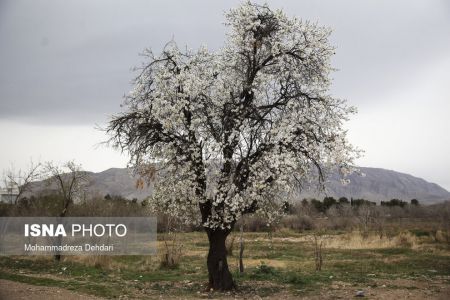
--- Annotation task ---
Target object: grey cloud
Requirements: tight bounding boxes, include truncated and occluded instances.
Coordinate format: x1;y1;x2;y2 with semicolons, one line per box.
0;0;449;124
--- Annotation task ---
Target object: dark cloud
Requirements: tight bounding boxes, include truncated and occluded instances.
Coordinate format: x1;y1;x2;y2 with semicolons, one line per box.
0;0;449;124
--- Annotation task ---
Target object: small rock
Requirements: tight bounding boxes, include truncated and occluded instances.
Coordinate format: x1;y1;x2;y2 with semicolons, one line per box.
382;284;386;288
355;290;365;297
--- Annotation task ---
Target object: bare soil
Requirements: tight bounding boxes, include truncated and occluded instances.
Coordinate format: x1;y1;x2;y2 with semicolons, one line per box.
0;279;102;300
295;278;450;300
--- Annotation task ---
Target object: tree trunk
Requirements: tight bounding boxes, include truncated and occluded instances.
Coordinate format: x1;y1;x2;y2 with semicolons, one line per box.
54;235;62;262
239;223;244;273
206;229;235;291
54;208;68;262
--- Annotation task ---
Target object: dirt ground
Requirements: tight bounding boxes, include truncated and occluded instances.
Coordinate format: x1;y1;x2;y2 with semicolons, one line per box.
0;279;102;300
297;278;450;300
0;278;449;300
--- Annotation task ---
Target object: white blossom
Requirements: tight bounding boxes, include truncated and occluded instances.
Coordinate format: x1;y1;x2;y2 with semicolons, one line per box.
108;2;361;230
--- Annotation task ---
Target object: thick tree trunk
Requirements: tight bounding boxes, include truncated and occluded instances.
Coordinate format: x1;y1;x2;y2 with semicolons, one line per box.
206;229;235;291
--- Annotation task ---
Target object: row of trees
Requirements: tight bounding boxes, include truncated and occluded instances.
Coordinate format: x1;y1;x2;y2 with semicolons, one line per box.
296;197;419;213
0;194;146;217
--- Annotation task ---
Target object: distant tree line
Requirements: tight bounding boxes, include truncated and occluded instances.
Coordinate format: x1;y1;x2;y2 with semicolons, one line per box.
0;193;147;217
296;197;420;213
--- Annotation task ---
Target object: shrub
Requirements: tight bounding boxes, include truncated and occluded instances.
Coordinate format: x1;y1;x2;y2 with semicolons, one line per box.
159;238;183;269
395;231;417;248
281;215;315;231
251;262;277;279
243;215;268;232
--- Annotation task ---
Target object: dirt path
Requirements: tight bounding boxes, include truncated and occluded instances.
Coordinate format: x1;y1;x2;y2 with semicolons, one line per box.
0;279;103;300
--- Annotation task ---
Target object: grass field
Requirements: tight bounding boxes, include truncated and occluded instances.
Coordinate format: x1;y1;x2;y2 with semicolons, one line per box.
0;230;449;299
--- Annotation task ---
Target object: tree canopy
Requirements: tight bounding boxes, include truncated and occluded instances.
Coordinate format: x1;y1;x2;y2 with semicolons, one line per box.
107;2;358;231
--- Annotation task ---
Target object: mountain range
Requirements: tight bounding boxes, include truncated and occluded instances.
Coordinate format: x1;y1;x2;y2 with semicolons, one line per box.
298;167;450;204
53;167;450;204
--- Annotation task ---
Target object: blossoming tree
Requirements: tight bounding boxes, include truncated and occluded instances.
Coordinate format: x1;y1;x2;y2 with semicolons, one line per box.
107;2;358;290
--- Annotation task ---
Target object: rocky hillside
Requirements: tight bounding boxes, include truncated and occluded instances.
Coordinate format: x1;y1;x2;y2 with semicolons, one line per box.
299;167;450;204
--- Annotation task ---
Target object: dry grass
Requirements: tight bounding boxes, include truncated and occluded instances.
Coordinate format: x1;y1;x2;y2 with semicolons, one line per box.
324;230;419;250
435;229;450;243
65;255;154;272
235;259;288;268
67;255;115;270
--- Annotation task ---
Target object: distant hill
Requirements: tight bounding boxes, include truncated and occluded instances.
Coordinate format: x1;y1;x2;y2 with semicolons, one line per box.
27;168;153;201
29;167;450;204
298;167;450;204
85;168;154;200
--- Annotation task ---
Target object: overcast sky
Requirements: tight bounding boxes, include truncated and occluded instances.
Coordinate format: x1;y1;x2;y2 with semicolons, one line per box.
1;0;449;190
